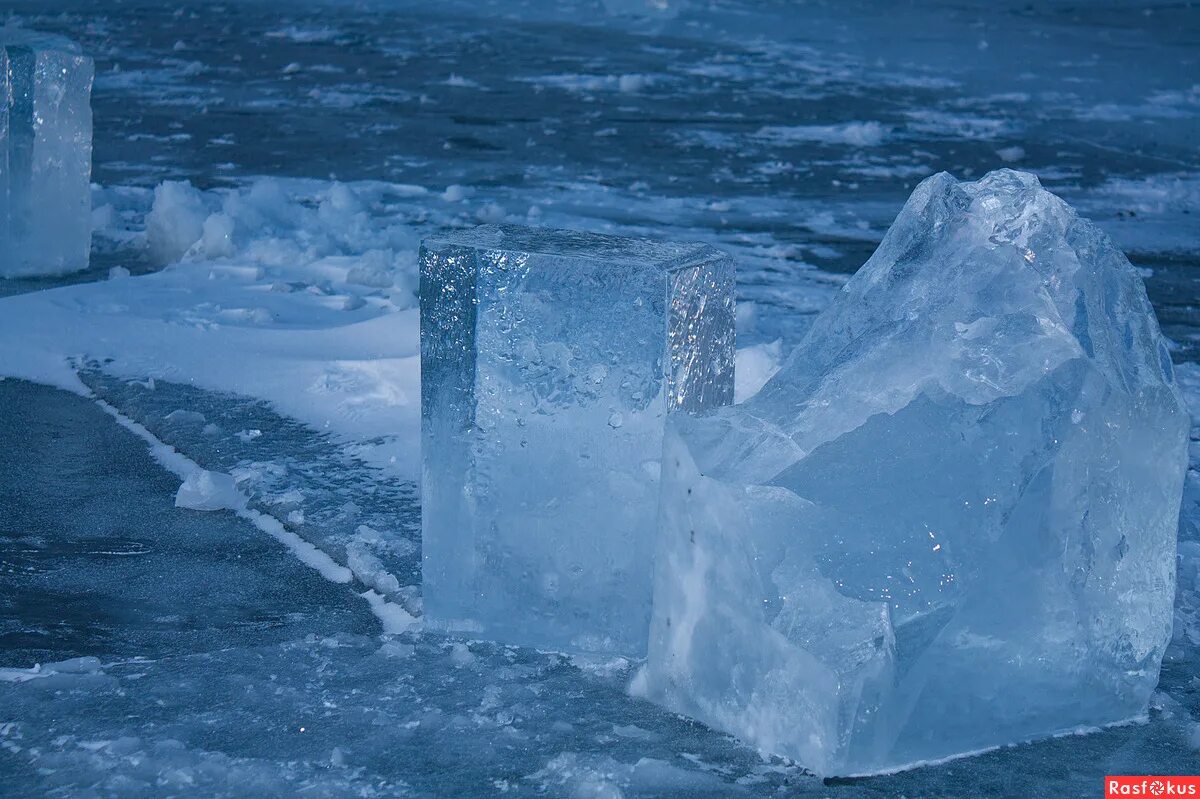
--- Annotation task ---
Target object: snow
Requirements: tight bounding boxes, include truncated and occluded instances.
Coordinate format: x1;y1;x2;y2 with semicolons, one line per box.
755;121;889;147
733;339;782;402
521;73;661;94
360;589;418;634
245;507;362;586
0;657;105;684
0;177;424;476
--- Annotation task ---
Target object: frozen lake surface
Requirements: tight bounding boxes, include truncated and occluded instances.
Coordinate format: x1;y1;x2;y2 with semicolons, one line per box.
1;0;1198;795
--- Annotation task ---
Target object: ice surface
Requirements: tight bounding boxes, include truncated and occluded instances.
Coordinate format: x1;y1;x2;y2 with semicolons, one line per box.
1;2;1198;793
421;224;735;655
639;170;1190;775
0;26;93;277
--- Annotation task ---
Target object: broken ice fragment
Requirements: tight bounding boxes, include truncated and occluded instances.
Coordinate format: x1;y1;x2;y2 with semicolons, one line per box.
639;170;1189;776
420;224;735;655
1;26;93;277
175;469;244;512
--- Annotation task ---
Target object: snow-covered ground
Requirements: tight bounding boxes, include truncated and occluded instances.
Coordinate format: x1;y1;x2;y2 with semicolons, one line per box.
0;0;1198;795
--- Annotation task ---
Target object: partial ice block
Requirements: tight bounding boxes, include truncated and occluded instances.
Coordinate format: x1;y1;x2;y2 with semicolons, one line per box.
638;170;1190;775
1;27;93;277
420;224;734;655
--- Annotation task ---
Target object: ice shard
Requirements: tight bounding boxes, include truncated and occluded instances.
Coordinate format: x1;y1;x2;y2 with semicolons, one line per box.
639;170;1189;775
420;224;734;655
1;27;93;277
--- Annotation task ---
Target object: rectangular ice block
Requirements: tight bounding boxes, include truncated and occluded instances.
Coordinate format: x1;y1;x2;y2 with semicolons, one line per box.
420;224;735;655
1;27;93;277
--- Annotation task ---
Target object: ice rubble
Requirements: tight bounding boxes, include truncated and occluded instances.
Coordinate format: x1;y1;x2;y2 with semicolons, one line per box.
0;26;93;276
638;169;1190;775
175;468;244;512
420;225;735;655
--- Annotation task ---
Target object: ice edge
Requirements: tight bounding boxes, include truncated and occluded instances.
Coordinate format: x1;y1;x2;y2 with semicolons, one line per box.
94;396;418;635
837;714;1151;778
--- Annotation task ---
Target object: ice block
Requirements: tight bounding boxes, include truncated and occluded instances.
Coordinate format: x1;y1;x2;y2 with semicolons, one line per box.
420;224;735;655
638;170;1189;775
1;27;93;277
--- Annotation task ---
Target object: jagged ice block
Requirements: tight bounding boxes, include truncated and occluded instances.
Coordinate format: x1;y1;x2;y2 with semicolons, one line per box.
1;27;93;277
637;170;1189;775
420;224;734;655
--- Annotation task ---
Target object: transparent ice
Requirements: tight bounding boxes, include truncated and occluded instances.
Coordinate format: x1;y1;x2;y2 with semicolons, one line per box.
639;170;1190;776
421;224;734;655
0;26;93;277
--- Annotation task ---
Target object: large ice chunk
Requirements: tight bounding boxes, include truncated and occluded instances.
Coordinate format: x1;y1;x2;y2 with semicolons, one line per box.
1;27;93;277
639;170;1189;775
420;224;734;655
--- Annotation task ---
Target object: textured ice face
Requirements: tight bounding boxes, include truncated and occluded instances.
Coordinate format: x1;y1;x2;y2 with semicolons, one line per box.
640;170;1190;775
0;26;93;277
421;225;735;655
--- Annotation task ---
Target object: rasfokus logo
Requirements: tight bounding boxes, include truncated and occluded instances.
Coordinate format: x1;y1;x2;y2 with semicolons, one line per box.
1107;777;1200;797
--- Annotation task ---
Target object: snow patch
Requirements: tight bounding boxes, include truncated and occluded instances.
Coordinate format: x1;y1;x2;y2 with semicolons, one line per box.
734;339;783;402
360;589;418;634
0;657;105;684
